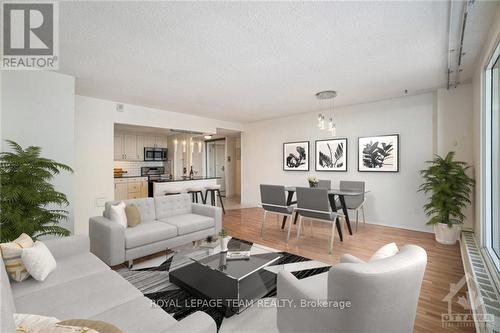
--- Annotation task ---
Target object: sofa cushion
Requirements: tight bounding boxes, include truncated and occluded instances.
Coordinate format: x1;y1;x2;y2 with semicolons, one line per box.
14;270;142;319
90;296;177;333
11;252;110;298
154;194;192;220
160;214;215;235
125;221;178;249
105;198;156;223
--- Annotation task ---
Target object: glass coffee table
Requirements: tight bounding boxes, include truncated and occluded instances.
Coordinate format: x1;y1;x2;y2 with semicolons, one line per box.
169;237;282;317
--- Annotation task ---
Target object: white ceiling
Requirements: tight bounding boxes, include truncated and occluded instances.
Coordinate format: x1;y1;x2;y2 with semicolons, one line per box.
59;1;498;123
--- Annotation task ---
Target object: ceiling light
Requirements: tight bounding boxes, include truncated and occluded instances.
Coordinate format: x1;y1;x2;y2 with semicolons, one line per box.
316;91;337;136
204;135;212;140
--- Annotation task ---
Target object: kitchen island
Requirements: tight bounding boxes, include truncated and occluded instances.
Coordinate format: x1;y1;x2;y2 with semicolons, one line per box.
148;177;220;197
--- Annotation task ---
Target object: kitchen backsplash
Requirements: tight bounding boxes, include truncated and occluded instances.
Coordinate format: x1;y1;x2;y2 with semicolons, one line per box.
114;161;168;177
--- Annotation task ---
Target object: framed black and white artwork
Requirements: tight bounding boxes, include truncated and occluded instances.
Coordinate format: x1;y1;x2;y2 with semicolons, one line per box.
358;134;399;172
315;138;347;172
283;141;309;171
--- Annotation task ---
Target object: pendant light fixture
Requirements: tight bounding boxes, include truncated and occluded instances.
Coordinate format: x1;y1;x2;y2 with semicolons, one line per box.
316;90;337;136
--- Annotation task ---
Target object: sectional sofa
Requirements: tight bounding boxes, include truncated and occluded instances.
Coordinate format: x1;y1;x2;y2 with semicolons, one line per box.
0;235;216;333
89;194;222;266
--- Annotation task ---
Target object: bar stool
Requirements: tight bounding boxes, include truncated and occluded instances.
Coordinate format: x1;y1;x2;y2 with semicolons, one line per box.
164;189;181;196
204;185;225;214
187;187;205;203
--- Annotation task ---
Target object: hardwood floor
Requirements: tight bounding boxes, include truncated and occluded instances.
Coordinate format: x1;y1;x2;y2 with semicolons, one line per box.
223;207;475;333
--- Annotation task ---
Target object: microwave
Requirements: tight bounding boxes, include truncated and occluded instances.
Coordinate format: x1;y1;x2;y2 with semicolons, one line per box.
144;147;167;161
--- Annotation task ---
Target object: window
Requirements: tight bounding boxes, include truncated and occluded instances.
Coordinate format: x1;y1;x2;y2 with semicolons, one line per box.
485;41;500;270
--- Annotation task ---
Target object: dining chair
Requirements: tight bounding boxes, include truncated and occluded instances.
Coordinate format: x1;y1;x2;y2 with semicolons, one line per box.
339;181;366;231
295;187;342;254
260;185;295;242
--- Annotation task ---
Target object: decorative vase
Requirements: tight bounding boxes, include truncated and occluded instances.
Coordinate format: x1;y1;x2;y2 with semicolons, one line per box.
309;181;318;188
220;237;228;252
433;223;461;245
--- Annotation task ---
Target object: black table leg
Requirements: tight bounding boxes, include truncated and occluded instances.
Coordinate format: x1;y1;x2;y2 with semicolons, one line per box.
335;219;344;242
328;194;344;241
281;191;295;229
338;195;353;235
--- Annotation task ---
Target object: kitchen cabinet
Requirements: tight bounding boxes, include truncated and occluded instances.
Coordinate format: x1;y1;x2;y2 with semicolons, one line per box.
144;136;156;148
114;133;124;160
136;136;144;161
114;132;168;161
114;177;149;200
156;136;168;148
123;134;138;161
114;179;128;200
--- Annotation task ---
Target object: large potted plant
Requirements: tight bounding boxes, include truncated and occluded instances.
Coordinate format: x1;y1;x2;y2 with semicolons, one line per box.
419;152;474;245
0;140;73;242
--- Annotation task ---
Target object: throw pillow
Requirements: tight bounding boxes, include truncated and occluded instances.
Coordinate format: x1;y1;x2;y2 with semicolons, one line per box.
369;242;399;262
125;204;141;227
59;319;122;333
109;202;127;228
22;241;57;281
36;325;100;333
0;233;34;282
14;313;59;332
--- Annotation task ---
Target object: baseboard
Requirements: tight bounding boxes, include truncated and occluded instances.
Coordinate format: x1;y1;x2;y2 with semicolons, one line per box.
460;231;500;333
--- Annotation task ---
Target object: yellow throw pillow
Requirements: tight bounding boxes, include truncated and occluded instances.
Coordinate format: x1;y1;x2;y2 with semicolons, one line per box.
125;204;141;228
1;233;34;282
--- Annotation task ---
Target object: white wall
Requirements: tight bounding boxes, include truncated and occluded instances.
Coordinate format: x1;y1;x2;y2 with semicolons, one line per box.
74;95;242;234
437;84;474;230
1;71;75;233
242;93;440;232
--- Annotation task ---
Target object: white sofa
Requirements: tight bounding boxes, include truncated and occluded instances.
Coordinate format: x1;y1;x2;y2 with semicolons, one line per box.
89;194;222;266
277;245;427;333
1;235;216;333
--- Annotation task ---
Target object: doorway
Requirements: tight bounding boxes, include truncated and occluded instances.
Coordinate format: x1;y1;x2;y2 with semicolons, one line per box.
206;139;226;196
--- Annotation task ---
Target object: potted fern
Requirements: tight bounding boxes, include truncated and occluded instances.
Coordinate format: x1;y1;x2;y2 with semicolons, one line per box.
0;140;73;242
418;152;474;244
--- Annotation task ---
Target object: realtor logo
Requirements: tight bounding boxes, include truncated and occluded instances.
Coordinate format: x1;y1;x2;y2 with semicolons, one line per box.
1;2;59;70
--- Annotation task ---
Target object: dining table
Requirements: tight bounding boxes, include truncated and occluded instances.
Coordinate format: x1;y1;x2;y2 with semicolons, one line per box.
282;186;370;242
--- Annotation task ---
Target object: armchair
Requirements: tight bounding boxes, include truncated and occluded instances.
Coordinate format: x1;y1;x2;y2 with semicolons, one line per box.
277;245;427;333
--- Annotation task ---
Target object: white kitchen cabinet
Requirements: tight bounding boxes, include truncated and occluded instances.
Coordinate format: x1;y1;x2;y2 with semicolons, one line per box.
123;134;138;161
156;136;168;148
114;179;128;200
144;136;156;148
114;133;124;160
114;132;168;161
136;135;144;161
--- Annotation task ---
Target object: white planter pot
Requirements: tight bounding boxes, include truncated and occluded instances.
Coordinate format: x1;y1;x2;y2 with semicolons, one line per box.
433;223;461;245
220;237;228;252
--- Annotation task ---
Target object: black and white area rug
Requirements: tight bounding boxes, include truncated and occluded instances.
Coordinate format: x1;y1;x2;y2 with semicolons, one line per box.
117;237;331;332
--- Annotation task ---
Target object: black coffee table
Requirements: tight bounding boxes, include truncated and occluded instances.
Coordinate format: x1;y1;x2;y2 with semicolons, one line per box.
169;238;282;317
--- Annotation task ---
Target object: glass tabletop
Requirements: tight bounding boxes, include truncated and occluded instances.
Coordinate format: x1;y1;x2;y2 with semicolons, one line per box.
170;237;282;280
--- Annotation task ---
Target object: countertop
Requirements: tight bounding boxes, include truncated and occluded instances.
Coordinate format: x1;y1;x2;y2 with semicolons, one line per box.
113;175;147;179
149;176;220;183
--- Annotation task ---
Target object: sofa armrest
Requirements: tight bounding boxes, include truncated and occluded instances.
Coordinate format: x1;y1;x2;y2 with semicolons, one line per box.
44;235;89;260
191;204;222;234
163;311;216;333
89;216;125;266
339;253;366;264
